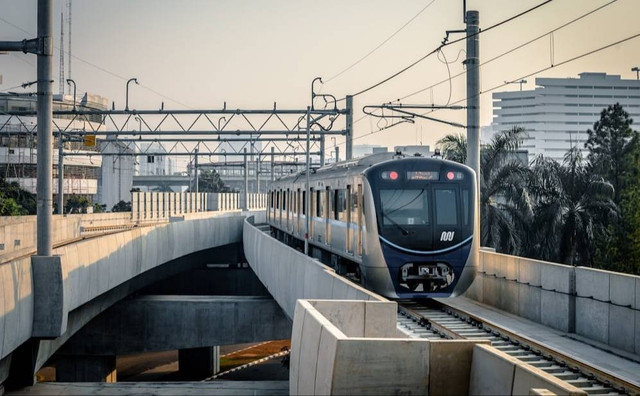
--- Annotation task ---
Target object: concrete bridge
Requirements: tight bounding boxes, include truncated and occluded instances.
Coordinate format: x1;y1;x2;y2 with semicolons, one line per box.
1;201;639;394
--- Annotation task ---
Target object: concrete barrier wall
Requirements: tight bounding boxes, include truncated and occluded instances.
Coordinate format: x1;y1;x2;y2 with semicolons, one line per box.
465;249;640;355
290;299;486;395
208;193;240;211
243;217;382;319
470;344;586;395
0;211;261;362
131;192;210;222
0;216;82;256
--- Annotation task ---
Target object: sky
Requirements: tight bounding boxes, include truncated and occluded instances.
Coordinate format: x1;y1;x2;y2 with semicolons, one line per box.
1;0;639;155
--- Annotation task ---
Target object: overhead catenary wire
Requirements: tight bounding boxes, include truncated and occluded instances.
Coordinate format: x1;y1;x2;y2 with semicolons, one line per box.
0;15;194;110
328;29;640;151
324;0;439;84
340;0;554;101
391;0;618;103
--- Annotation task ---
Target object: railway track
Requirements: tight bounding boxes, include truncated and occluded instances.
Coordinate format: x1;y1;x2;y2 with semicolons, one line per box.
397;300;639;395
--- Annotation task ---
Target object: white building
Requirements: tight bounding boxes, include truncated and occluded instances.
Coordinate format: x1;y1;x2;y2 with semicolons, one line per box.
352;144;388;158
491;73;640;162
0;92;134;209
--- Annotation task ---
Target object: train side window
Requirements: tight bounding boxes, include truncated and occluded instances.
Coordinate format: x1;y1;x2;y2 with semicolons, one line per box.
462;189;469;226
435;188;458;225
310;188;315;216
277;191;280;210
350;186;358;224
336;189;347;222
302;191;306;215
325;187;331;219
333;189;339;220
316;190;323;217
284;189;288;211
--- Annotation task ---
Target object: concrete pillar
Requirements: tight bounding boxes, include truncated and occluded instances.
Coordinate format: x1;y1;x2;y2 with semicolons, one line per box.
56;355;116;382
178;346;220;380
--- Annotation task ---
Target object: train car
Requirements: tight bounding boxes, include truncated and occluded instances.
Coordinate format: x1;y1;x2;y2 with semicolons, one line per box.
266;151;478;299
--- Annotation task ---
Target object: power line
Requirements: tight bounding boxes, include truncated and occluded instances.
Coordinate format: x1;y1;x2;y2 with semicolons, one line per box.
343;0;554;101
328;29;640;151
392;0;618;103
0;16;194;109
324;0;438;84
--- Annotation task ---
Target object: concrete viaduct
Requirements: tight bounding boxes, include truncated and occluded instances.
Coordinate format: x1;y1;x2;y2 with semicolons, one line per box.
1;199;639;394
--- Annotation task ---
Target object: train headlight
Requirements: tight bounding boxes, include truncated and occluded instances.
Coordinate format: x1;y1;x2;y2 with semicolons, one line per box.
381;170;399;180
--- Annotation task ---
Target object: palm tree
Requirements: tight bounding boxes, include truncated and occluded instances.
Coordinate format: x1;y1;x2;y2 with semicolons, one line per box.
527;148;617;265
436;133;467;163
479;127;532;254
437;127;532;254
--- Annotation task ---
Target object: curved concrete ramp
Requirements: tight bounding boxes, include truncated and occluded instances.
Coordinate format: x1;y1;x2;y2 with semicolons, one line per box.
1;211;261;385
242;217;383;319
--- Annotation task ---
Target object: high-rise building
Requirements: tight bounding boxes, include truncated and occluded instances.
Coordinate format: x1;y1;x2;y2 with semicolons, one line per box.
491;73;640;162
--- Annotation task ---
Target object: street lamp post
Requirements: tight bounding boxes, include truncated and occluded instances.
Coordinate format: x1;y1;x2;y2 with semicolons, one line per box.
125;77;138;111
66;78;76;112
632;67;640;80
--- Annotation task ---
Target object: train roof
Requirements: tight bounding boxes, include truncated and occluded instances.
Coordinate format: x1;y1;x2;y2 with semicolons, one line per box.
270;151;451;186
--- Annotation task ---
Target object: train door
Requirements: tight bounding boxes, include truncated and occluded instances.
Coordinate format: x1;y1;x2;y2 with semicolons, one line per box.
346;185;352;253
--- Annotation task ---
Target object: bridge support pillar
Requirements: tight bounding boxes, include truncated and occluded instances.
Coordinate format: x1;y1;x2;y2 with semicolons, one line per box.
56;355;117;382
178;346;220;379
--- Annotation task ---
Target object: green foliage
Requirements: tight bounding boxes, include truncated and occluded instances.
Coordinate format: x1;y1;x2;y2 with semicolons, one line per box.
0;177;36;216
436;133;467;163
64;195;91;214
192;169;229;193
111;200;132;212
93;203;107;213
527;149;616;265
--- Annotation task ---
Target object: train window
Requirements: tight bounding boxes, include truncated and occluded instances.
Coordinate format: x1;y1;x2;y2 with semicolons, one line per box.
277;191;280;210
316;190;322;217
380;189;429;226
435;188;458;225
330;189;337;220
336;189;347;222
462;189;469;226
350;186;358;224
283;190;287;211
302;191;307;215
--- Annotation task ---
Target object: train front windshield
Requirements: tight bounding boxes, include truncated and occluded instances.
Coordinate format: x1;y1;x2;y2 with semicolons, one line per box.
369;159;474;253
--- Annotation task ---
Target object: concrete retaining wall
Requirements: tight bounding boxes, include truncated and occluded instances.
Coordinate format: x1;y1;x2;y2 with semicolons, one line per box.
0;211;260;363
290;299;487;395
465;249;640;356
0;216;81;256
243;217;382;319
470;344;586;395
132;192;209;221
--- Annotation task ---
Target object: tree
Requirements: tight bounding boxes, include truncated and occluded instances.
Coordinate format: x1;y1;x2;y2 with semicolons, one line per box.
528;148;617;265
585;103;637;204
64;195;91;214
436;127;531;254
0;177;36;215
93;203;107;213
436;133;467;163
192;169;228;193
112;200;132;212
479;127;532;254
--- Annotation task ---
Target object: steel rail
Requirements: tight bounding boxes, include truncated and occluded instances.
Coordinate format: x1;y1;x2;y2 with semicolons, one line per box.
397;301;637;395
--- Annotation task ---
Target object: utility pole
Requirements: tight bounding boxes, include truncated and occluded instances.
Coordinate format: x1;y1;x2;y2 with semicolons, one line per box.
465;10;480;185
194;146;199;194
345;95;353;160
305;106;311;255
57;133;64;214
37;0;54;256
270;146;275;182
243;147;248;211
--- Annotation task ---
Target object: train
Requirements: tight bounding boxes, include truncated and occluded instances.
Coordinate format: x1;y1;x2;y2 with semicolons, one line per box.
266;151;478;299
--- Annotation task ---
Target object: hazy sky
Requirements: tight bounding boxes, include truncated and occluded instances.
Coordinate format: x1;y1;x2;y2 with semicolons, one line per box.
1;0;639;153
